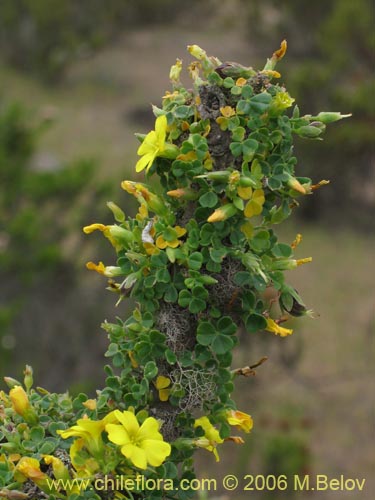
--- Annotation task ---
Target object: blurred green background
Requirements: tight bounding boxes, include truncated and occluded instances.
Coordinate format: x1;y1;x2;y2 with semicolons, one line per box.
0;1;374;498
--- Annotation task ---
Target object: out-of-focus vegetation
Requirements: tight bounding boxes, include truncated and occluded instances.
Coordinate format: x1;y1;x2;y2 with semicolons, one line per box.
241;0;374;228
0;0;201;82
0;99;114;389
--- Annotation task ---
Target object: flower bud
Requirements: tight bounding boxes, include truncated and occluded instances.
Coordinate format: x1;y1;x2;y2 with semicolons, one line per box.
9;386;38;425
286;174;306;194
195;170;231;182
314;112;352;124
295;125;323;138
3;377;22;389
9;386;29;415
106;201;125;222
166;188;198;200
23;366;33;391
207;203;237;223
108;226;134;247
169;58;182;85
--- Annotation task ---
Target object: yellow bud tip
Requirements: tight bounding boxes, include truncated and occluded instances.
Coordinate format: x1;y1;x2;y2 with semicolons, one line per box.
207;209;225;223
289;179;306;194
291;233;303;249
82;399;97;411
167;189;185;198
274;40;287;60
83;223;107;234
311;179;330;191
296;257;312;266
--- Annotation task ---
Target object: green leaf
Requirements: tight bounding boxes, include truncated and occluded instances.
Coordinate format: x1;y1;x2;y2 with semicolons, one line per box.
165;349;177;364
144;361;158;380
242;138;258;162
230;141;243;157
233;196;244;211
199;191;219;208
38;438;58;455
234;271;252;286
272;243;293;258
212;335;234;355
231;126;246;142
209;247;227;263
174;105;194;119
197;321;216;337
250;92;272;113
30;426;45;443
164;285;178;303
149;330;166;343
217;316;237;335
241;85;253;99
178;289;191;307
223;77;235;88
200;223;215;245
150;252;168;267
163;227;178;242
197;326;216;345
231;85;242;95
192;285;209;300
236;100;251;115
245;313;267;333
189;298;206;313
156;268;171;283
188;252;203;270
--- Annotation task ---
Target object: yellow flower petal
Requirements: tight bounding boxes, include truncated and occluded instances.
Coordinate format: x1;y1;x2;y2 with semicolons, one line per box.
156;376;171;389
227;410;253;433
106;423;131;446
237;186;253;199
265;318;293;337
220;106;236;118
236;77;247;87
140;439;171;467
83;223;107;234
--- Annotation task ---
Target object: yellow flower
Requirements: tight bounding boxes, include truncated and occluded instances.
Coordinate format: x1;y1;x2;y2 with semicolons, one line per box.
237;185;253;200
155;376;171;402
155;226;186;249
194;416;224;462
235;77;247;87
9;386;38;425
220;106;236;118
57;412;117;457
244;189;265;218
121;181;169;217
273;39;287;61
135;115;179;173
43;455;70;481
270;91;295;115
82;399;97;411
266;318;293;337
136;115;167;173
226;410;253;433
86;261;123;277
83;223;108;234
15;457;49;489
169;58;182;84
9;386;29;416
83;223;134;250
105;410;171;470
